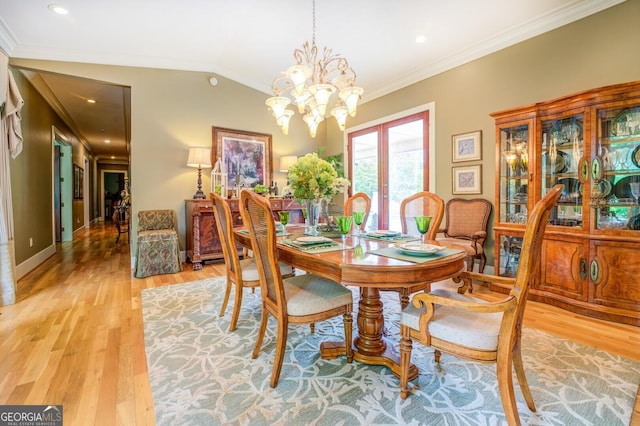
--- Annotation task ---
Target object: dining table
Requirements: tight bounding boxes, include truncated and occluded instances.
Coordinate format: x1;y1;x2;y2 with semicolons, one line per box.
234;225;467;380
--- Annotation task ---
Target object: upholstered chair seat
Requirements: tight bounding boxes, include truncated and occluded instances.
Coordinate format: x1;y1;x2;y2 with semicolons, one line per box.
401;288;502;350
283;274;353;316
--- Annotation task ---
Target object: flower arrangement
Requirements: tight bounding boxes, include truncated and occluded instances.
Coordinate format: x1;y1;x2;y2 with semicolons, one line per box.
288;153;350;202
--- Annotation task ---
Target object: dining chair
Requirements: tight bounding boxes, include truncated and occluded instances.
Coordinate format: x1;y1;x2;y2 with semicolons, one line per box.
399;191;444;240
343;192;371;232
399;184;563;425
239;189;353;387
436;198;492;274
210;192;294;332
382;191;445;308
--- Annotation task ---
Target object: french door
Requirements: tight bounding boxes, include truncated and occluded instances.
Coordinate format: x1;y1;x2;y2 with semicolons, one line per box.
347;111;430;230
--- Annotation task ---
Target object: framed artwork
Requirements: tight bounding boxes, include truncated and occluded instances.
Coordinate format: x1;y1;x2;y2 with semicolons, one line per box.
452;130;482;162
73;164;84;199
212;127;272;190
452;165;482;194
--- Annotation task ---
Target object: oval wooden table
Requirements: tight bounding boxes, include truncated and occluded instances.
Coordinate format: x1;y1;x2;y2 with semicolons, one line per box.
234;225;466;380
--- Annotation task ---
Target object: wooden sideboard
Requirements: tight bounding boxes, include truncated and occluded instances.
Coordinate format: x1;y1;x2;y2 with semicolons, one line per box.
185;197;304;270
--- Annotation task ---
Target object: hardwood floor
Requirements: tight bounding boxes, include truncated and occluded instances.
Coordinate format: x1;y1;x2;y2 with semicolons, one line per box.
0;222;638;425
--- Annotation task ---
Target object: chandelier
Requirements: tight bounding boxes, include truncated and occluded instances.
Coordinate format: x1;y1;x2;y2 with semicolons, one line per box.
265;0;363;137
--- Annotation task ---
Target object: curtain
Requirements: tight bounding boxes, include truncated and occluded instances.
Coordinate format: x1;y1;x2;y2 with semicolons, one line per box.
1;55;23;306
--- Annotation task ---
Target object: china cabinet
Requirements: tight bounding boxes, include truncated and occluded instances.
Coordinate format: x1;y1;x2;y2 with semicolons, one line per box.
185;197;304;270
491;81;640;325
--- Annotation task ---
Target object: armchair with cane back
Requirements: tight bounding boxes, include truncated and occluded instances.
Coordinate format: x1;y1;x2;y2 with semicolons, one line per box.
399;184;563;425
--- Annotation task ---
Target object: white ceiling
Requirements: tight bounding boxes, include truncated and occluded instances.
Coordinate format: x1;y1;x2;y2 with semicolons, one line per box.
0;0;625;162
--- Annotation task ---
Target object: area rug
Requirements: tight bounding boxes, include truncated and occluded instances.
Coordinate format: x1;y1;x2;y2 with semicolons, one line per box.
142;277;640;426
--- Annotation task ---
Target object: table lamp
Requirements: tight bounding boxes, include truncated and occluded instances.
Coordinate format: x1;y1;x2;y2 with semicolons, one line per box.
279;155;298;173
187;147;212;199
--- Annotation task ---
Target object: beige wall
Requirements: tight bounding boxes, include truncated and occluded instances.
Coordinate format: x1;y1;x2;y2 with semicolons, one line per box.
8;62;319;263
338;0;640;263
8;0;640;274
9;70;93;264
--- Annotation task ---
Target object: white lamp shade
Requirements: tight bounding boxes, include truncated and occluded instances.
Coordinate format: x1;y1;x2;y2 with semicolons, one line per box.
279;155;298;172
187;147;212;168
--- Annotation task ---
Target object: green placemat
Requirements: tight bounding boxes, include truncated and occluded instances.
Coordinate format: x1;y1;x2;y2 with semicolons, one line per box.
361;233;420;242
237;229;292;236
279;239;348;253
368;246;464;263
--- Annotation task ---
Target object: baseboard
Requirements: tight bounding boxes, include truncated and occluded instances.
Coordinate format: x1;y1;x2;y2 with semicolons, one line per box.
15;244;56;280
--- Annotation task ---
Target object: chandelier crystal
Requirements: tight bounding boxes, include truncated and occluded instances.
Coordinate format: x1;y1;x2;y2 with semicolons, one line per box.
266;0;363;137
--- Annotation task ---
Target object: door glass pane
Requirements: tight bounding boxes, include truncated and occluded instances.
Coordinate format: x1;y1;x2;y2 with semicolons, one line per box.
352;131;378;231
388;120;424;231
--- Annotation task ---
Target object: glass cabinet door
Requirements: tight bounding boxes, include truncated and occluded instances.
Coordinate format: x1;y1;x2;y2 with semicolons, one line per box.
498;124;529;224
540;114;585;227
595;105;640;231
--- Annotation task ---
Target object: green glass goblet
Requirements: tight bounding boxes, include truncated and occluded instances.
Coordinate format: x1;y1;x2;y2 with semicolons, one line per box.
278;210;290;232
352;211;365;232
336;216;353;247
414;216;432;244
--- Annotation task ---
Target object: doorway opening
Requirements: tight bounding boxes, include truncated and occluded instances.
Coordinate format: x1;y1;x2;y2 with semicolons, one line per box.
52;127;73;243
101;170;128;221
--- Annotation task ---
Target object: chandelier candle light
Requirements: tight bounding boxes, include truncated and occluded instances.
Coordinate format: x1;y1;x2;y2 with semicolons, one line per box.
266;0;363;137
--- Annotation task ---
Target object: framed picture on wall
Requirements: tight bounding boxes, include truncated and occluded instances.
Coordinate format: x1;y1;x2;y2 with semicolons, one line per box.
73;164;84;199
212;127;272;190
452;165;482;194
452;130;482;162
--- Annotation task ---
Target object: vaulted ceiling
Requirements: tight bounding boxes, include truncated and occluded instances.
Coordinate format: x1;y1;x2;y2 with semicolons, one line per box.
0;0;625;163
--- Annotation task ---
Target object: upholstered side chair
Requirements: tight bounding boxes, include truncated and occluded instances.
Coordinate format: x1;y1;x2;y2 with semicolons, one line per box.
343;192;371;232
135;209;182;278
210;192;294;332
240;189;353;388
399;184;563;425
437;198;492;273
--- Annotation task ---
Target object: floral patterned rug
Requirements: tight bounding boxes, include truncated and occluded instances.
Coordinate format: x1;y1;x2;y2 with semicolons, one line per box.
142;277;640;426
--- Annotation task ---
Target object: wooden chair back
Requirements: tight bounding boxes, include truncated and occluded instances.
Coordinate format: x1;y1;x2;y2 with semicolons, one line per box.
440;198;493;272
344;192;371;231
442;198;492;241
509;185;563;333
210;192;242;284
239;189;286;317
400;191;444;240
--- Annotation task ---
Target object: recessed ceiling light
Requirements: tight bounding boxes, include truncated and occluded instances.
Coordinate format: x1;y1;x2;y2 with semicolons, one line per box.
415;35;426;43
48;4;69;15
87;99;96;104
104;139;111;144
